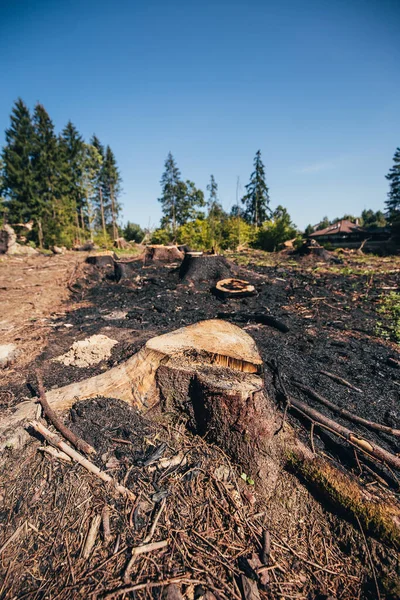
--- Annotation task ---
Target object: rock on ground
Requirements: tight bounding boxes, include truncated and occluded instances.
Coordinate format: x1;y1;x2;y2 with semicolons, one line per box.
54;334;118;368
0;344;18;368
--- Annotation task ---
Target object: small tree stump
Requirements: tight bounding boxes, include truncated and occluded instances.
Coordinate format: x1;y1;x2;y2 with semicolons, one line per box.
214;278;256;299
86;254;115;268
144;245;184;263
179;254;237;286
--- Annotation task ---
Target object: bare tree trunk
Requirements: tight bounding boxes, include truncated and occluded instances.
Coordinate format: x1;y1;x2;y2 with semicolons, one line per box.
75;212;81;245
86;192;94;242
110;185;118;241
99;187;107;244
38;219;43;249
80;207;85;237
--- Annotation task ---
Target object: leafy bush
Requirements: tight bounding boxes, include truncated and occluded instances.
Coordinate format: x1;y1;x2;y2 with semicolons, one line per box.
151;228;174;245
123;221;145;243
255;206;297;251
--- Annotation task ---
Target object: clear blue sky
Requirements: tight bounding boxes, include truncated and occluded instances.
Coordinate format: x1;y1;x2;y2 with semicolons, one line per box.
1;0;399;230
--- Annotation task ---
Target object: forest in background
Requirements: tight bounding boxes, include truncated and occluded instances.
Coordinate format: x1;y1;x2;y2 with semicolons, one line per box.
1;99;399;252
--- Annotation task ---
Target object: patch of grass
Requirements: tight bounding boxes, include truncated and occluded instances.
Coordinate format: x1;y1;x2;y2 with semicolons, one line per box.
376;292;400;343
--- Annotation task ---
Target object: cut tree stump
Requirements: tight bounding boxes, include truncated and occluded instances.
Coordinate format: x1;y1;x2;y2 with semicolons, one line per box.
179;254;237;286
2;320;400;548
86;254;115;268
143;245;184;264
214;278;256;299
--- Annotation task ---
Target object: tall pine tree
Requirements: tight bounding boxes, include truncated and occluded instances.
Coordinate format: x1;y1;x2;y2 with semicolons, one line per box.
90;134;107;240
31;103;69;246
385;147;400;221
1;99;35;223
207;175;224;250
242;150;270;227
59;121;85;241
159;152;181;236
102;145;122;240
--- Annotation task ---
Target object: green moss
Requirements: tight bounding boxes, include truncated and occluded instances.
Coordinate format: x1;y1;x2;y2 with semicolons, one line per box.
287;452;400;549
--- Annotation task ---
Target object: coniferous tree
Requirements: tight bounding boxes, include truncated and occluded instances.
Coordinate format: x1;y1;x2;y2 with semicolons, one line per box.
206;175;224;249
31;103;69;246
159;152;181;236
102;145;122;240
1;99;35;223
81;144;103;241
175;180;205;226
59;121;85;241
242;150;271;227
385;147;400;221
90;135;107;241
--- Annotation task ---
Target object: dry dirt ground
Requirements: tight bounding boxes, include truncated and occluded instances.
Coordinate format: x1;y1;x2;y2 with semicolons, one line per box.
0;249;399;600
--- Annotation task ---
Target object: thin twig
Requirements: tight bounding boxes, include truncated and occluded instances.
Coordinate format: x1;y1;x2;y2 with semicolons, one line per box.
35;370;96;455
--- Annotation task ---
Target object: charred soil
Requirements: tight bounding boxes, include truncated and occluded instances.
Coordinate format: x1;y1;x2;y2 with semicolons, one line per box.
0;250;399;599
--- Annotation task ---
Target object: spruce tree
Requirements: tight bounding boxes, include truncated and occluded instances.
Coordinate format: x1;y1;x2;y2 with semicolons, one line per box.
385;147;400;220
175;180;205;226
1;99;35;223
81;144;103;241
102;145;122;240
159;152;181;236
207;175;224;249
90;135;107;240
31;103;68;246
59;121;85;240
242;150;271;227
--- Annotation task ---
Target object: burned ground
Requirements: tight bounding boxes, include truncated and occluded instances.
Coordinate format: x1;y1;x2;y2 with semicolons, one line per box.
0;250;399;599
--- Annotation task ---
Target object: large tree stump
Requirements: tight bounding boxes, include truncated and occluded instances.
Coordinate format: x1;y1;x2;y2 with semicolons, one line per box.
1;320;399;548
179;254;237;286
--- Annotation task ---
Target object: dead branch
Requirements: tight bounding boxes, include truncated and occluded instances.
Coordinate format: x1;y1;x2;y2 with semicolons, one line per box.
35;370;96;455
287;395;400;471
318;370;363;393
28;421;136;501
293;382;400;437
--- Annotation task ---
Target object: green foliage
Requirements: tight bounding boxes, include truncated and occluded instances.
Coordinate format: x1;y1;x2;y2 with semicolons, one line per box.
385;147;400;221
256;206;297;251
242;150;271;227
376;292;400;342
316;216;330;230
177;218;209;249
123;221;144;242
304;224;314;237
361;209;387;229
151;228;174;245
0;99;123;248
1;99;35;223
158;153;205;236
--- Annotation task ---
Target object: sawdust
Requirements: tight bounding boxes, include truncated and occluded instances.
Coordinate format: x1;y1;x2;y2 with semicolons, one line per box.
54;334;118;367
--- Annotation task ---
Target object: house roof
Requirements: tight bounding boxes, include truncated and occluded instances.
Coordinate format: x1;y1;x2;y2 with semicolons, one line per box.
309;219;364;237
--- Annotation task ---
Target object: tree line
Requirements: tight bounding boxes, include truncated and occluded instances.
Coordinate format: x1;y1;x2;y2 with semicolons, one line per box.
1;97;399;252
153;149;298;252
0;99;122;247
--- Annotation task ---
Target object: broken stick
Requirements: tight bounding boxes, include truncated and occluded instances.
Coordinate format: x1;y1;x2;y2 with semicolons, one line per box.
123;539;169;583
28;421;135;501
35;370;96;455
293;382;400;437
318;370;363;393
286;397;400;471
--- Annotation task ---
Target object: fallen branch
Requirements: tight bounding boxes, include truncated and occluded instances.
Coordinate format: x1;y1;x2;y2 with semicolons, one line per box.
318;370;363;393
28;421;135;501
35;370;96;455
293;382;400;437
287;396;400;471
